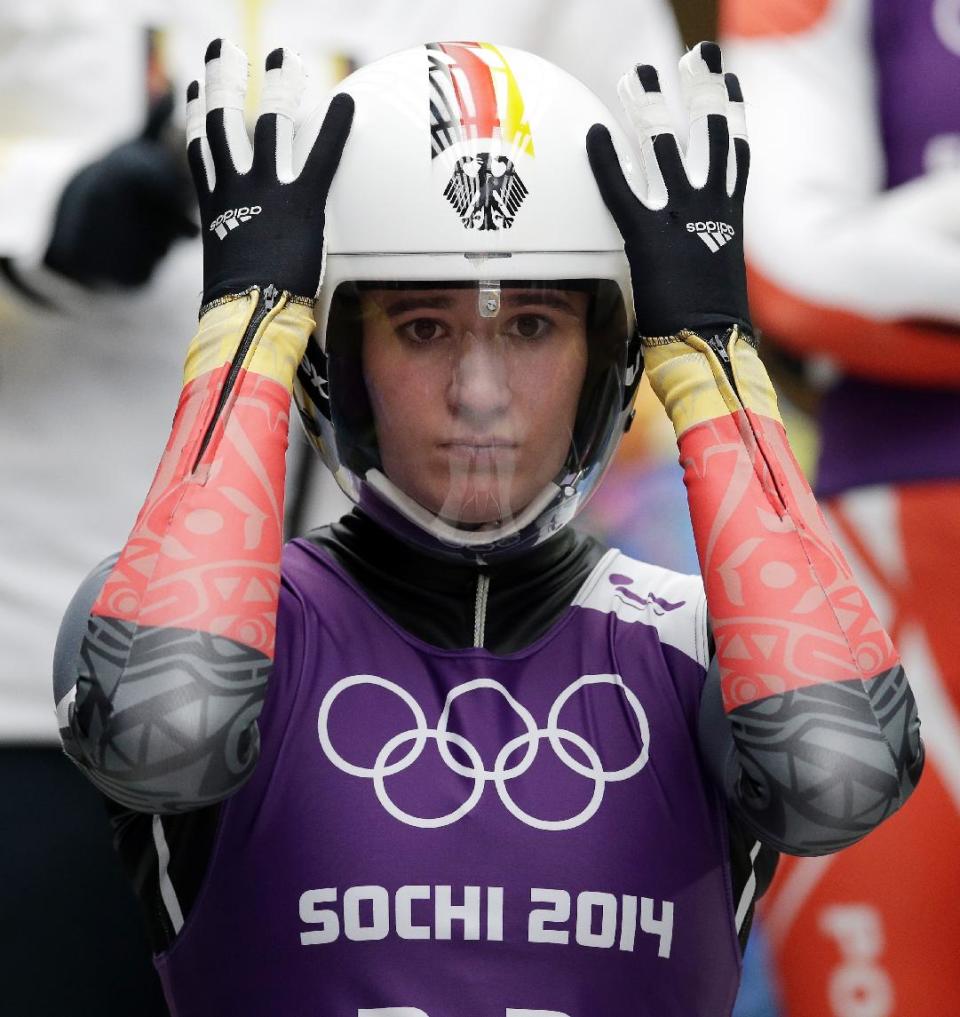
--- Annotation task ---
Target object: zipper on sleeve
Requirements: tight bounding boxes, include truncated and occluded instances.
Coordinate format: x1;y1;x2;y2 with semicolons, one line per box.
473;573;490;649
705;327;790;514
192;283;279;470
705;328;738;394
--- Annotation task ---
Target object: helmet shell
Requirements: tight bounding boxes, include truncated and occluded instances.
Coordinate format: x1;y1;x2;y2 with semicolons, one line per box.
293;42;642;560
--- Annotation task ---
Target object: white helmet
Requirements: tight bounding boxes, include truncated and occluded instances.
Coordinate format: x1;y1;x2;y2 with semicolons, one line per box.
294;42;641;561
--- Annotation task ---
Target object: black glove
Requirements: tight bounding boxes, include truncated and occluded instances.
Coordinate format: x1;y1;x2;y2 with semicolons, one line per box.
587;42;752;339
186;39;354;308
44;92;198;288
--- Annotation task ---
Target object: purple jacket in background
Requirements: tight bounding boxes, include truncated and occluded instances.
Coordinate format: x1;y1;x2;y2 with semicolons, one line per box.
816;0;960;498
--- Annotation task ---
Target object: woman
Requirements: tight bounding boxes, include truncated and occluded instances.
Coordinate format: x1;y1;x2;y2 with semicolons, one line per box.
54;37;922;1016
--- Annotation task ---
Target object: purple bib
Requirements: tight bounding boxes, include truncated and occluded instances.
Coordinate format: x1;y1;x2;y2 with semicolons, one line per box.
156;540;741;1016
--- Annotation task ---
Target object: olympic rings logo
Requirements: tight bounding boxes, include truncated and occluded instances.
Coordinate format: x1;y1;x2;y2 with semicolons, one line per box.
317;675;650;831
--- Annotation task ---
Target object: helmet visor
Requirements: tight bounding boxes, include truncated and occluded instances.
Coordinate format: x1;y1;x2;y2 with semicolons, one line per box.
298;278;630;553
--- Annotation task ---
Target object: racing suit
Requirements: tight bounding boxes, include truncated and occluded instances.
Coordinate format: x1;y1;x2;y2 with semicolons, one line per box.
54;283;923;1015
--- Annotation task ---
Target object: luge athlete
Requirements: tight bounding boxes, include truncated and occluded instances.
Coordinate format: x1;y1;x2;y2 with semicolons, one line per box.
53;38;922;1016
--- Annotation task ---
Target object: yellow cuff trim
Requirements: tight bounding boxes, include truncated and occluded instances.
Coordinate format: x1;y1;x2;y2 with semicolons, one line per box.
642;327;782;438
184;290;316;390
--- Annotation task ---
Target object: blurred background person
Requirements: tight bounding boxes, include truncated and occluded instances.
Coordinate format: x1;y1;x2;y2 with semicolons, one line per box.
1;7;199;1013
719;0;960;1014
2;1;689;1012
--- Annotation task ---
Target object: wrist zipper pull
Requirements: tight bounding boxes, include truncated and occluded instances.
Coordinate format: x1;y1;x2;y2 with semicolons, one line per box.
705;328;737;392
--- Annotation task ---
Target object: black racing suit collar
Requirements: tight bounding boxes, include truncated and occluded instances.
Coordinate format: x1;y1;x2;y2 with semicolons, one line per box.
303;509;608;654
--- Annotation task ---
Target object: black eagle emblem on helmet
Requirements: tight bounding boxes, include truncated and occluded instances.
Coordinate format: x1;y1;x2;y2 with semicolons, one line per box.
443;152;528;230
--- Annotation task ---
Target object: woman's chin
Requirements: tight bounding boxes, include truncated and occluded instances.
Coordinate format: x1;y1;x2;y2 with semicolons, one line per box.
386;464;548;528
430;484;529;527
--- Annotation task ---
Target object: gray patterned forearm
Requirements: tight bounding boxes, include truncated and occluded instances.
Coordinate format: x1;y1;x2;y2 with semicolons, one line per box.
62;615;271;814
699;660;923;855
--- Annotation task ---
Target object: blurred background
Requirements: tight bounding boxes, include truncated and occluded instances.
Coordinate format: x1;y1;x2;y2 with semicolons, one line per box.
2;1;958;1014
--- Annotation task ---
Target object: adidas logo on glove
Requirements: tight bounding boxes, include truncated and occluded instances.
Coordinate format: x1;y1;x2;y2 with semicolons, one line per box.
209;205;263;239
686;220;735;252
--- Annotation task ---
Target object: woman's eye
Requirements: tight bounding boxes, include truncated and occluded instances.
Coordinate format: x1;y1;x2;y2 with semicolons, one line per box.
399;318;445;343
509;314;551;340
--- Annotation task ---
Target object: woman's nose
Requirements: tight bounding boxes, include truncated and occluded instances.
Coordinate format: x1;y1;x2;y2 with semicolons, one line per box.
447;334;511;423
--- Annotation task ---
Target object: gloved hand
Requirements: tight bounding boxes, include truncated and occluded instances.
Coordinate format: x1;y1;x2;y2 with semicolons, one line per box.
587;42;752;341
186;38;354;308
44;92;198;288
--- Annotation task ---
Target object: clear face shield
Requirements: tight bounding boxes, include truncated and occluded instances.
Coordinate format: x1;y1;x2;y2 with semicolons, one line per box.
296;278;634;560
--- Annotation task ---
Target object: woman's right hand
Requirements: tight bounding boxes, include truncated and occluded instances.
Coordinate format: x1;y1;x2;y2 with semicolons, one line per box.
186;38;354;308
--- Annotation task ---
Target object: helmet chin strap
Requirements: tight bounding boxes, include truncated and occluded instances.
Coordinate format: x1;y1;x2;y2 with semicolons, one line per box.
364;468;564;548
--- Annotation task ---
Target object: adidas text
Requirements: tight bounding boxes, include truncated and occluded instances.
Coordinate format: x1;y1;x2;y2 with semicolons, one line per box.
210;205;263;239
686;220;735;253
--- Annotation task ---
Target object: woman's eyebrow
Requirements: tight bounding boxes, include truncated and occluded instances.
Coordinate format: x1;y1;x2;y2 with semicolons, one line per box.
382;294;455;317
502;291;578;314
